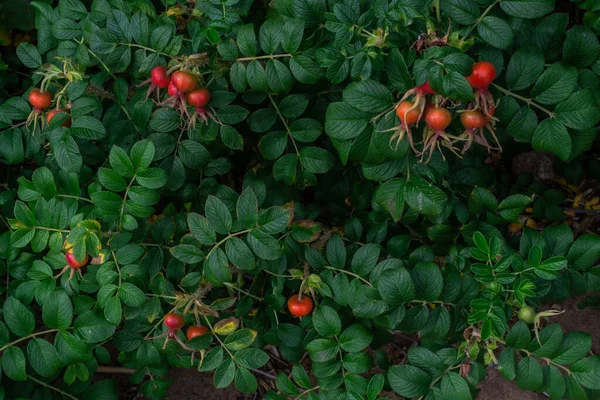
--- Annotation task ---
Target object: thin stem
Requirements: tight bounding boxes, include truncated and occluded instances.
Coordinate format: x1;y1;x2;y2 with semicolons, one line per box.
206;229;252;260
410;300;456;308
33;226;70;233
435;0;441;24
324;266;373;287
203;316;235;360
519;347;572;375
55;194;93;203
118;175;136;231
119;43;172;58
462;0;500;39
146;293;178;300
223;282;264;301
0;329;60;353
0;121;27;135
492;84;556;118
429;364;461;388
235;54;293;62
27;375;79;400
294;386;320;400
268;93;300;157
262;269;294;278
111;250;122;288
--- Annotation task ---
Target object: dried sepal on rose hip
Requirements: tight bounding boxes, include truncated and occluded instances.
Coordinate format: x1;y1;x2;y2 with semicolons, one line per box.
186;87;218;127
466;61;497;119
419;106;461;163
54;248;90;281
157;70;200;116
138;66;172;102
26;88;54;133
147;313;194;351
457;108;502;153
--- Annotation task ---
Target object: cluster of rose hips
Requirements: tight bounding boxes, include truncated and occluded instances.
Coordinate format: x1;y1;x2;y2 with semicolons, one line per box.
27;88;72;130
141;66;212;125
392;61;500;163
156;312;210;350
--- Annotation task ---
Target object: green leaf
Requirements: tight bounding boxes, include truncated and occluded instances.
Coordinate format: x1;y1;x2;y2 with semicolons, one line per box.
247;230;282;260
555;90;600;130
266;59;293;93
540;365;566;399
217;105;249;125
563;25;600;68
516;357;543;390
220;125;244;150
170;244;205;264
299;147;334;174
224;329;257;351
289;55;321;84
325;102;369;140
179;140;211;169
118;282;146;307
404;175;448;216
27;338;62;377
567;234;600;270
42;291;72;331
407;347;446;379
377;267;415;306
235;368;258;394
497;194;531;222
259;131;288;160
477;16;513;49
71;116;106;140
343;80;394;114
188;213;216;245
326;235;346;269
236;188;258;229
498;348;517;380
150;108;180;132
230;62;247;93
440;0;479;25
339;324;372;352
52;18;81;40
281;18;303;54
500;0;555;19
441;372;471;400
571;356;600;389
551;331;592;365
214;358;236;388
351;243;380;277
225;237;255;270
246;60;268;92
530;63;578;105
109;146;135;178
4;297;35;337
307;339;339;362
17;43;42;68
412;262;443;302
531;118;571;161
235;348;270;369
388;365;431;398
206;195;233;234
506;46;545;91
312;306;342;338
259;18;283;54
237;24;257;57
130;139;155;171
73;311;116;343
273;154;298;185
2;347;26;381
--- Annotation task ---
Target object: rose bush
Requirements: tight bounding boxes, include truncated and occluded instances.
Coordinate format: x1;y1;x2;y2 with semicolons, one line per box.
1;0;600;398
